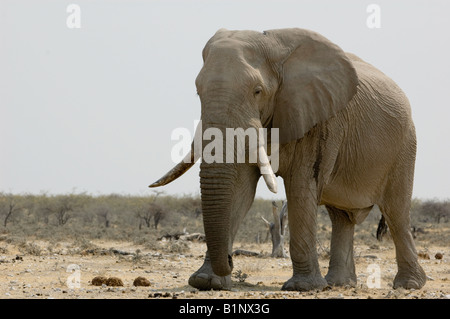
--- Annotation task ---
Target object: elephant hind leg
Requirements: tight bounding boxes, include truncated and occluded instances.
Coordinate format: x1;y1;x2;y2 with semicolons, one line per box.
324;206;357;287
379;154;426;289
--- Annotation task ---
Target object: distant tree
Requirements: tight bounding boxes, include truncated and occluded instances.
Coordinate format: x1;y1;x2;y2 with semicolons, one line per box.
45;194;85;226
419;199;450;224
136;202;166;229
136;204;153;228
0;193;22;227
136;190;167;229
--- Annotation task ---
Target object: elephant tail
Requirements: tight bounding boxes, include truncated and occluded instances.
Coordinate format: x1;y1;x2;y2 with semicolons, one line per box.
376;215;388;241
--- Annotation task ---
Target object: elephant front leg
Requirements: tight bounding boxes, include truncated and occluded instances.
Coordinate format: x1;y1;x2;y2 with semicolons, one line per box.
188;213;242;291
282;191;328;291
188;251;232;290
188;165;260;291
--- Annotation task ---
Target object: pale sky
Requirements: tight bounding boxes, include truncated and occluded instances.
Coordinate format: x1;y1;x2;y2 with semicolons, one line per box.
1;0;449;200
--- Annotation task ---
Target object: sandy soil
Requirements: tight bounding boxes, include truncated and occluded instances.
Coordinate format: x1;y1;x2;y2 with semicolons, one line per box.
0;238;448;300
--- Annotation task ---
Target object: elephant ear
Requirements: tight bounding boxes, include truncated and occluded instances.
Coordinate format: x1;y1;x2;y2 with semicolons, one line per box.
267;28;359;144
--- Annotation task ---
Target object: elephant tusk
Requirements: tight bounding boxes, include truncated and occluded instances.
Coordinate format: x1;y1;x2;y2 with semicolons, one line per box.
257;145;278;194
149;147;200;188
150;121;203;188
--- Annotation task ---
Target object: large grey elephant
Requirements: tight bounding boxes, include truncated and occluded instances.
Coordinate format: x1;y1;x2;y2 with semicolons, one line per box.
150;28;426;291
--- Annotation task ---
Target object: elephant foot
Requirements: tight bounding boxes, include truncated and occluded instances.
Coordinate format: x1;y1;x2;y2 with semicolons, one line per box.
393;265;427;290
188;261;231;290
188;272;231;290
282;274;328;291
325;270;357;287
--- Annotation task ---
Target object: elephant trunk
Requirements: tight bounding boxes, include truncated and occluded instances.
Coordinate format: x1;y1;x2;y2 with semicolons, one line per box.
199;117;277;276
200;162;236;276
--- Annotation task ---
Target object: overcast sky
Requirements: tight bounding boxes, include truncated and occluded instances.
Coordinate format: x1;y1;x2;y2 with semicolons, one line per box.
1;0;449;200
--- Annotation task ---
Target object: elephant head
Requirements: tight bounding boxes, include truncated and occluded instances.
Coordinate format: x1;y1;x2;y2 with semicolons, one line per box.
150;28;358;277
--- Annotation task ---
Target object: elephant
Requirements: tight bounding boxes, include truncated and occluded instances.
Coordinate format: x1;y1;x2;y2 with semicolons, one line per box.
150;28;427;291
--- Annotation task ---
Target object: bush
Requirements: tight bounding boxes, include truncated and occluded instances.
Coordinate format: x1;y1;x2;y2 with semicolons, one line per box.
414;199;450;224
1;193;448;247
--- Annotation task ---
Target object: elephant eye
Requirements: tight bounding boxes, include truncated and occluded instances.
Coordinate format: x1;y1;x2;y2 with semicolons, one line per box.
254;86;263;97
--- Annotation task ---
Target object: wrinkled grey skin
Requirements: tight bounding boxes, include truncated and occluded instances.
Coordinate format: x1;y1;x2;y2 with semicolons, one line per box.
150;28;426;291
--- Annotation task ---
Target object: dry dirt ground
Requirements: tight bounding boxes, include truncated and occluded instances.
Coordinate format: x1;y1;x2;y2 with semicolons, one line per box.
1;237;449;300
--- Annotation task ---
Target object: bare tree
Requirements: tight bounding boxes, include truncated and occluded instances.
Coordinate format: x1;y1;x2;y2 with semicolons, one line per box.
0;194;21;228
262;201;288;258
136;203;164;229
54;206;71;226
136;204;151;228
45;194;83;226
136;191;166;229
420;200;450;224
